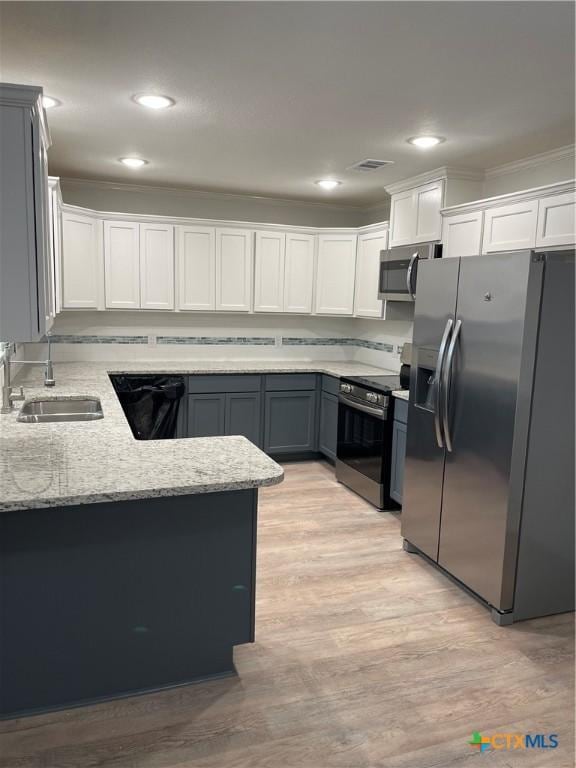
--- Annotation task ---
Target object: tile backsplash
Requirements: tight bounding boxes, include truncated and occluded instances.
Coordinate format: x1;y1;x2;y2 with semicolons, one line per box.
24;313;413;372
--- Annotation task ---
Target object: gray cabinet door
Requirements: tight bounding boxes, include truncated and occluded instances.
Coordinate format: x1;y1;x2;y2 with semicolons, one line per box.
264;391;317;454
187;393;226;437
225;392;262;447
390;419;407;504
319;391;338;462
0;85;50;342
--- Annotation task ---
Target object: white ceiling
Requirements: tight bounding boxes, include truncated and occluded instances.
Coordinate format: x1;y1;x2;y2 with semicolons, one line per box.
1;2;574;206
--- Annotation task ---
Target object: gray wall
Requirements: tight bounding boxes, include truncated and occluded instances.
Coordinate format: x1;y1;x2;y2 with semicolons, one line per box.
60;178;366;228
482;148;575;198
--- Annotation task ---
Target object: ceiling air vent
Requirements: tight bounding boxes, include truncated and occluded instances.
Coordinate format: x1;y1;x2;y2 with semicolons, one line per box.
347;158;395;172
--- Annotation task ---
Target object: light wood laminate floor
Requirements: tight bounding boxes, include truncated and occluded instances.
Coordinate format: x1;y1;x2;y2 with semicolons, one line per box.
0;461;573;767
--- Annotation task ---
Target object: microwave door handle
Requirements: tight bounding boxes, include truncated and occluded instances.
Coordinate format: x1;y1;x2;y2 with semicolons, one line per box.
442;318;462;453
433;318;453;449
406;252;419;299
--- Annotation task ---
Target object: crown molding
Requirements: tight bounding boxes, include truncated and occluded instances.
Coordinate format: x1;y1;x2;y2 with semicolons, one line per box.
357;220;389;234
485;144;576;179
441;179;575;217
384;166;484;195
58;176;364;212
58;201;373;235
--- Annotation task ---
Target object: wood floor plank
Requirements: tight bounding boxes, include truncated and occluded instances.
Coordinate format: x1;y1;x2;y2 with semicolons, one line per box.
0;460;573;768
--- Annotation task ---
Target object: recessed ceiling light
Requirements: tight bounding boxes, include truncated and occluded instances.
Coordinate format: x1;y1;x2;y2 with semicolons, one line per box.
42;96;60;109
407;135;445;149
119;157;149;168
315;179;342;191
133;93;175;110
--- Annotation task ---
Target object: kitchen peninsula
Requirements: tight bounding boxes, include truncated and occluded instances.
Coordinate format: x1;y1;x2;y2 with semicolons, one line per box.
0;362;285;717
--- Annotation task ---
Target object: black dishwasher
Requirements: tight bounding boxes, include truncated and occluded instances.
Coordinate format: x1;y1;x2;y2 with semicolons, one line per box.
110;375;186;440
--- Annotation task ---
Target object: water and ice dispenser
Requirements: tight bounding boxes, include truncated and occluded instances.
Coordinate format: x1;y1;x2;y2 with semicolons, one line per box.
414;347;438;412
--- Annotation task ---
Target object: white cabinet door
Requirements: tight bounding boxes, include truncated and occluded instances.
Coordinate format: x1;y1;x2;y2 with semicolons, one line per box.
215;228;253;312
284;233;315;313
104;221;140;309
482;200;538;253
536;192;576;248
354;230;387;318
414;180;444;243
389;190;415;247
254;231;285;313
61;212;103;309
315;234;357;315
177;226;216;311
442;210;483;258
140;223;174;310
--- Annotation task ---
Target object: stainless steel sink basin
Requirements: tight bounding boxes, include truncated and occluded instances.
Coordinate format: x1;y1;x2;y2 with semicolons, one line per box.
17;398;104;423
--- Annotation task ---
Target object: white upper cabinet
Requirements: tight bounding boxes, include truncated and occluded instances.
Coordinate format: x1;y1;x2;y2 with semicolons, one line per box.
104;221;140;309
414;181;444;243
389;180;444;247
284;233;315;313
482;200;538;253
140;223;174;310
61;212;103;309
354;229;387;318
535;191;576;248
389;190;415;247
215;228;253;312
254;231;286;313
315;234;357;315
177;226;216;311
442;211;483;259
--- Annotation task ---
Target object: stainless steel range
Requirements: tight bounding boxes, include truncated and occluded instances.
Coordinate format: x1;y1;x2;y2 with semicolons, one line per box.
335;374;401;509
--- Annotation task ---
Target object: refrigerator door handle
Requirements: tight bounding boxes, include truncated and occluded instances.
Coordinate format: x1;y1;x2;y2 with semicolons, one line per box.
442;318;462;453
406;252;419;299
433;318;453;448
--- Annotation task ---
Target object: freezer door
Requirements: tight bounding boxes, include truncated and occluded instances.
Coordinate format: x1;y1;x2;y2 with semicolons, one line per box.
401;258;460;559
438;252;535;610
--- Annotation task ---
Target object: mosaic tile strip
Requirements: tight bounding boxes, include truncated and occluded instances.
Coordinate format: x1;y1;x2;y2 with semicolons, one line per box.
49;335;148;344
49;334;395;352
282;337;395;352
157;336;276;346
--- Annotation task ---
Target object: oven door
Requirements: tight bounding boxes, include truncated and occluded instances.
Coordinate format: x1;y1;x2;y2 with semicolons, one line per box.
336;396;386;484
378;251;418;302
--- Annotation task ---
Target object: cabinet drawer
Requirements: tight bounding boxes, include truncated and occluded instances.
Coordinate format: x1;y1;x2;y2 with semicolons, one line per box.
393;397;408;424
265;374;317;391
321;374;339;396
188;374;261;393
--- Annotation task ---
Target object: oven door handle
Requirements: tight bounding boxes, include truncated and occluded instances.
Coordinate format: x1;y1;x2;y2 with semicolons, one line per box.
339;395;387;420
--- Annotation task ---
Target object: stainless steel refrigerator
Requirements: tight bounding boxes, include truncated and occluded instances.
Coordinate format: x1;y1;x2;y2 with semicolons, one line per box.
401;249;574;625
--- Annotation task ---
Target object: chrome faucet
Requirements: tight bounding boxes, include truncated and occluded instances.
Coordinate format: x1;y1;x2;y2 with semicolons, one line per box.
1;336;56;414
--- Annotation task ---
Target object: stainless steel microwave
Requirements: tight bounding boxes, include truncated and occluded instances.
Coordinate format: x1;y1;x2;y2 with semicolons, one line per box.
378;243;442;301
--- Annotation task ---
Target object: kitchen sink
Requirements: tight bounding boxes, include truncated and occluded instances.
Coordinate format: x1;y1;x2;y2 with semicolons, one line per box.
17;398;104;423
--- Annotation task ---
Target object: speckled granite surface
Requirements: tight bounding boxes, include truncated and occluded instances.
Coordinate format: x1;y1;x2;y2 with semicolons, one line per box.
0;360;394;512
392;389;409;401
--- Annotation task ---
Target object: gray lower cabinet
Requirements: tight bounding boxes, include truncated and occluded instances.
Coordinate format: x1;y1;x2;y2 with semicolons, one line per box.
264;390;317;455
187;391;262;446
390;418;407;505
319;391;339;462
188;393;226;437
226;392;262;447
186;374;322;456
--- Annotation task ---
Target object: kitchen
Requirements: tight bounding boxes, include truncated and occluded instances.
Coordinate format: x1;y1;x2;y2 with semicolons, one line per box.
0;1;574;766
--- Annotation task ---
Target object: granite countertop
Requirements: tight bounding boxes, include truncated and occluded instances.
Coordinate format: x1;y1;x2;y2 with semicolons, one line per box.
392;389;409;401
0;360;394;513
